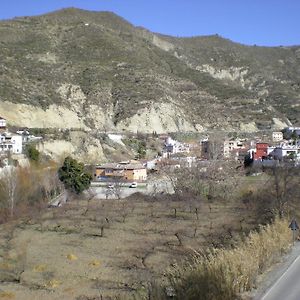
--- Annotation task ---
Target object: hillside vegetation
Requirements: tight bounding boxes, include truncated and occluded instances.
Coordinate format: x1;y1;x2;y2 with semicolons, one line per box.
0;7;299;134
0;165;299;300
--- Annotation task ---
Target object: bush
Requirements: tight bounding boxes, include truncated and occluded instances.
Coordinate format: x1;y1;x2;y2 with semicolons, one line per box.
58;156;92;194
153;218;291;300
25;144;40;162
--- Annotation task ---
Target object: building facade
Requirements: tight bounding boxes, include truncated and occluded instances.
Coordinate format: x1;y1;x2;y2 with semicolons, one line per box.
163;137;190;157
95;162;147;182
0;133;22;154
269;146;300;160
223;139;246;158
272;132;283;142
0;117;6;130
253;143;269;160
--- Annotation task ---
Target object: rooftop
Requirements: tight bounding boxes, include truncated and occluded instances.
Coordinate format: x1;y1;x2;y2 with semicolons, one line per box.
96;162;145;170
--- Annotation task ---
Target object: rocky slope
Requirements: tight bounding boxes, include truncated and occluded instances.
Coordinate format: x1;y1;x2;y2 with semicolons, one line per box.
0;8;299;160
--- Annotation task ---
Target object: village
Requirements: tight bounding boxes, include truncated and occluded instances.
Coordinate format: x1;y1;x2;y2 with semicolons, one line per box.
94;129;300;185
1;115;299;196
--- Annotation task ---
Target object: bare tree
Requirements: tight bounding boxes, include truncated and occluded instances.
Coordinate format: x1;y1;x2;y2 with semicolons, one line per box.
40;167;63;202
168;158;241;204
113;179;125;200
0;167;18;218
242;164;300;222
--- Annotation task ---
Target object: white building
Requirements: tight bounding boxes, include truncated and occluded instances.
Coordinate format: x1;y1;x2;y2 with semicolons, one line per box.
145;158;158;170
163;137;190;156
0;117;6;129
272;132;283;142
285;127;300;137
223;139;246;158
0;133;23;154
269;146;300;160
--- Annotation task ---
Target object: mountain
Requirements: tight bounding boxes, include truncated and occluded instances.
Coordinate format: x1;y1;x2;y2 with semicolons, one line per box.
0;8;299;158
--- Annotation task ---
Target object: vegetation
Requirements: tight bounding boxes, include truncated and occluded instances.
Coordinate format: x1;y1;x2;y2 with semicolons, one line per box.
123;135;147;159
58;156;92;194
141;163;299;300
25;144;40;162
0;163;298;299
151;218;291;300
0;8;299;131
242;166;300;223
0;163;62;222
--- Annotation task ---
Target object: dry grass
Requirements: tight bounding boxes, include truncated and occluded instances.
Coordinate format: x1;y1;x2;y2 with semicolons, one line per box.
0;193;254;300
158;217;291;300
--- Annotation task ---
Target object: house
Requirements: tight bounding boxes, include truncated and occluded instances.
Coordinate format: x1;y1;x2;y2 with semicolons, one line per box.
0;117;6;130
0;133;22;154
272;132;283;142
285;127;300;136
269;146;300;160
95;161;147;182
16;129;43;143
223;139;246;158
16;129;30;143
145;158;158;170
253;143;269;160
163;137;190;157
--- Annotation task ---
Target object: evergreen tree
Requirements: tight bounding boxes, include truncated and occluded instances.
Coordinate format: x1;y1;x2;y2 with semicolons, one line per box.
58;157;92;194
25;144;40;162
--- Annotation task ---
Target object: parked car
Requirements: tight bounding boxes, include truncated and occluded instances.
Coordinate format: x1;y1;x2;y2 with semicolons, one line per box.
107;184;115;189
129;182;137;188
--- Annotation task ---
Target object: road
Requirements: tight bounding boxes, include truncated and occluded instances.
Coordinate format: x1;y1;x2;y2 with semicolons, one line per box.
256;242;300;300
90;178;174;199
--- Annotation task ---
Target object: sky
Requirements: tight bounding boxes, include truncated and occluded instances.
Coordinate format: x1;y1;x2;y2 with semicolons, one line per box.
1;0;300;46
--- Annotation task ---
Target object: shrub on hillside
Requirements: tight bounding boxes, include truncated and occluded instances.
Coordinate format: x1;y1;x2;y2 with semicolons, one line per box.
150;218;291;300
25;144;40;162
58;156;92;194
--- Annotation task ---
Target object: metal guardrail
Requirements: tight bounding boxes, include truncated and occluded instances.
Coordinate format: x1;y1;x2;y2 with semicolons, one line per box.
48;192;67;207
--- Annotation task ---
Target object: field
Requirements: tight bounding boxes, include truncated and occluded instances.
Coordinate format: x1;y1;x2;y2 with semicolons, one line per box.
0;191;254;300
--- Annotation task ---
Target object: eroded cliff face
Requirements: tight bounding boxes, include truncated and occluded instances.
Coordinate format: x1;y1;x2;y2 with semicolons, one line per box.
36;134;105;164
0;8;298;162
0;101;86;129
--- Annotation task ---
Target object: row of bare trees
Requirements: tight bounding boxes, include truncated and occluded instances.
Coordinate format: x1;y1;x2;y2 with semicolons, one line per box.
244;165;300;223
168;158;242;204
0;164;63;222
165;137;300;225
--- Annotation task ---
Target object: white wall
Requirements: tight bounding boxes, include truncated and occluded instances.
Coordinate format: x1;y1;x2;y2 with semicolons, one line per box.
11;135;22;154
0;119;6;127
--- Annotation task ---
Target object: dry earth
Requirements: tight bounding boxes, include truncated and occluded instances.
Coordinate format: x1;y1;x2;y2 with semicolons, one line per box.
0;193;254;300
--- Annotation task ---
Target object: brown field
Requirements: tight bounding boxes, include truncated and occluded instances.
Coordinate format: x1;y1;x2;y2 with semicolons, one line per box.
0;192;255;300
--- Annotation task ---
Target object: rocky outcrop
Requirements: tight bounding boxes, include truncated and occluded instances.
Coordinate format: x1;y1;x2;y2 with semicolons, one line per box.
0;8;299;146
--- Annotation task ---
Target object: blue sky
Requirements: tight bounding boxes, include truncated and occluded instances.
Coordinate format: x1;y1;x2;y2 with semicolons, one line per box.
1;0;300;46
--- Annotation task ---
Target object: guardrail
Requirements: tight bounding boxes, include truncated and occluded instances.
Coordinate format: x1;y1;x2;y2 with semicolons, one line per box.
48;192;67;207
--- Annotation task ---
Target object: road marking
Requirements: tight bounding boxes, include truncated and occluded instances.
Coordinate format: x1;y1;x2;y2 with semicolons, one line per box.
262;252;300;299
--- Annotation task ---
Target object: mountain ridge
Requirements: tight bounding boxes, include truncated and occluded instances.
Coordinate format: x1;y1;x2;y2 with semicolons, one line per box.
0;7;299;136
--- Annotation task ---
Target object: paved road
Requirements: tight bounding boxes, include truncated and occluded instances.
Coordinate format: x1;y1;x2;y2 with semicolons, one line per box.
90;179;174;199
257;242;300;300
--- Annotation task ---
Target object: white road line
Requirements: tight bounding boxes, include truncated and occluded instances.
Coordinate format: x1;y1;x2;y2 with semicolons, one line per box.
262;253;300;299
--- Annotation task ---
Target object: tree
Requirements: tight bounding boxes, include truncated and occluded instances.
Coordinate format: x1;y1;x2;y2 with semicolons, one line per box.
136;140;146;159
206;132;226;161
291;130;298;142
0;167;18;217
25;144;40;162
58;157;92;194
167;158;242;207
244;165;300;223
